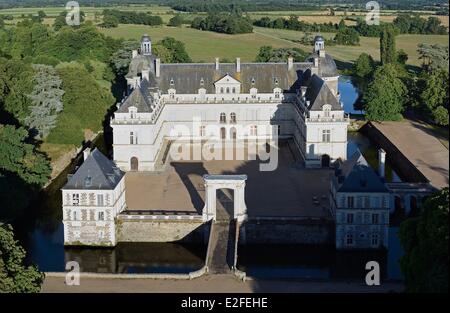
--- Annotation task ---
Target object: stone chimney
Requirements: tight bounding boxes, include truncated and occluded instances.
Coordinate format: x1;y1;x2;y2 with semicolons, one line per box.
132;50;138;58
215;57;220;70
155;58;161;78
142;68;150;81
83;147;91;161
378;148;386;178
236;57;241;73
288;57;294;70
314;57;319;68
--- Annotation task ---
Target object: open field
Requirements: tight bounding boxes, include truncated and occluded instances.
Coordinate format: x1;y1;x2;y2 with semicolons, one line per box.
99;24;449;66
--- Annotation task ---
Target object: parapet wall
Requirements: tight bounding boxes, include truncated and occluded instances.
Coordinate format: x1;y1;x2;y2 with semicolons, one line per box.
240;218;334;244
117;217;208;243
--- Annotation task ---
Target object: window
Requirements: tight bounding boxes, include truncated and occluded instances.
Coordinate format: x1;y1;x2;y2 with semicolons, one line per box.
199;126;206;137
130;131;138;145
169;78;174;86
347;213;354;224
72;194;80;206
250;125;258;136
371;234;379;246
364;196;370;208
232;87;236;93
347;196;354;208
98;211;105;221
346;233;354;245
220;87;224;94
324;107;331;117
372;213;379;224
275;91;280;99
322;129;331;142
230;113;236;124
97;194;104;206
130;109;136;119
72;211;78;221
84;176;92;188
220;113;226;123
226;87;230;94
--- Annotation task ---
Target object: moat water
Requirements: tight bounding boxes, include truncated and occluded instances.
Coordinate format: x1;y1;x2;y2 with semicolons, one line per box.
15;77;403;280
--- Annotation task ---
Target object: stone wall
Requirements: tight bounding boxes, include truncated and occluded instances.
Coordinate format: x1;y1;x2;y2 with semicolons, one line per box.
240;219;334;244
117;219;208;243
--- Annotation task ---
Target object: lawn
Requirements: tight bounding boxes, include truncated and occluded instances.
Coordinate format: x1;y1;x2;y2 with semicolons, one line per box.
99;24;449;66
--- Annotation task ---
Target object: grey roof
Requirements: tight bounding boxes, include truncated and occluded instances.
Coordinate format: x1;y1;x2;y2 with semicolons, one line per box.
126;55;155;78
155;62;312;94
334;150;390;193
303;72;341;111
63;149;125;190
306;53;338;77
117;84;153;113
314;35;325;42
141;34;151;42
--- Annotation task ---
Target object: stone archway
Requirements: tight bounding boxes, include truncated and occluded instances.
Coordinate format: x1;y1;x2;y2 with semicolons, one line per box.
202;174;248;222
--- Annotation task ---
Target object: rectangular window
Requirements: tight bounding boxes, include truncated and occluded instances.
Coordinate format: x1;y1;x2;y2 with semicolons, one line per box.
250;125;258;136
347;213;354;224
322;129;331;142
371;234;379;246
72;194;80;206
97;194;104;207
346;234;354;245
73;211;78;221
98;211;105;221
347;196;354;208
199;126;206;137
372;213;379;224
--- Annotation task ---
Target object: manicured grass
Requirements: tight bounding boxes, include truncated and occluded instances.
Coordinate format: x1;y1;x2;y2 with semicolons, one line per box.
99;24;299;62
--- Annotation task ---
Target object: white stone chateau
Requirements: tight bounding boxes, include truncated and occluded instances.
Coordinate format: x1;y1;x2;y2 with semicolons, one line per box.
111;35;349;171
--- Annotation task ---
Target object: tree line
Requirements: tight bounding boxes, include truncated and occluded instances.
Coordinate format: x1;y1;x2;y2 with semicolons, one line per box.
100;9;163;28
191;11;253;35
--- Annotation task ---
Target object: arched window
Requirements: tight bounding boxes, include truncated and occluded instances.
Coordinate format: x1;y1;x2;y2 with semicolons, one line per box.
226;87;230;93
324;107;331;117
232;87;236;93
230;112;236;124
220;113;226;123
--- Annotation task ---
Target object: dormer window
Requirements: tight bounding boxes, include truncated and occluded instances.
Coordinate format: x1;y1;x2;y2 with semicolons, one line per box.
84;176;92;188
214;74;241;95
323;104;332;118
251;77;256;85
129;107;137;119
274;77;279;85
200;77;204;86
169;78;174;86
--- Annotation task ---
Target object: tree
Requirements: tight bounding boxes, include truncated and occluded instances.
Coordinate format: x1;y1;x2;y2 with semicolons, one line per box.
101;14;119;28
380;26;396;65
156;37;191;63
24;65;65;139
255;46;308;62
334;27;360;46
0;125;51;186
364;64;406;121
397;49;408;65
168;15;183;27
418;44;449;73
109;40;140;76
420;69;449;126
354;53;375;78
399;188;449;293
0;224;45;293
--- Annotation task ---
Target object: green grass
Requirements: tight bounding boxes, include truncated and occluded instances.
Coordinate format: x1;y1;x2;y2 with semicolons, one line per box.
100;24;300;62
99;24;449;66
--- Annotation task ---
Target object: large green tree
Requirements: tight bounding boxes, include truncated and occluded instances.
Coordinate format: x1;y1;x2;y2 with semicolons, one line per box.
354;53;375;78
399;188;449;293
420;69;449;126
0;224;44;293
255;46;308;62
0;125;51;186
380;27;397;65
363;64;406;121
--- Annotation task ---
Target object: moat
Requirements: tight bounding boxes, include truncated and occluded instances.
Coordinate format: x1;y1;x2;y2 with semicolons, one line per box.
15;76;404;280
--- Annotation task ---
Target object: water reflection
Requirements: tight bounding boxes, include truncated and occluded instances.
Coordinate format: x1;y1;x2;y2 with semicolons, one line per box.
339;76;364;115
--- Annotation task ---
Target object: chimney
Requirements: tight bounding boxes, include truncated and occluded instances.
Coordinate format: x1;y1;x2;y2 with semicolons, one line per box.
287;56;294;70
378;148;386;178
301;86;307;97
314;57;319;68
83;147;91;161
132;50;138;58
155;58;161;78
142;68;150;81
215;57;220;70
319;50;326;58
236;57;241;72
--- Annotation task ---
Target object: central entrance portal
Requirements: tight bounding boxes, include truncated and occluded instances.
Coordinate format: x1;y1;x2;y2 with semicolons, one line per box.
202;175;248;222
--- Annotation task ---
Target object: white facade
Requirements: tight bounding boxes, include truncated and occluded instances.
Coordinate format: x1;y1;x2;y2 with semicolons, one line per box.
62;179;126;246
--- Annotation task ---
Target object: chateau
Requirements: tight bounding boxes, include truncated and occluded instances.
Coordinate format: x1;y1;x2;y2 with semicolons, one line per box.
62;34;421;251
111;34;348;171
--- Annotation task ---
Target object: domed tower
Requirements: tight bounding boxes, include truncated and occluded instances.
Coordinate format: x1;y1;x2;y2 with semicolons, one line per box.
314;35;325;56
141;34;152;56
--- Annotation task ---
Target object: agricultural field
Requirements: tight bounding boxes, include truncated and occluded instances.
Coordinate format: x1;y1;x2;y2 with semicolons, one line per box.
99;24;449;66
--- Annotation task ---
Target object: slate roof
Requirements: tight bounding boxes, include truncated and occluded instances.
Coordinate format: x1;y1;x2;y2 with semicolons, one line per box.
306;53;338;78
303;72;342;111
334;150;390;193
62;149;125;190
116;83;153;113
155;62;311;94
